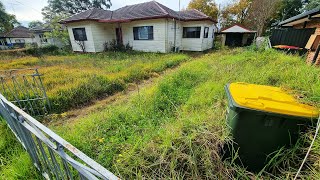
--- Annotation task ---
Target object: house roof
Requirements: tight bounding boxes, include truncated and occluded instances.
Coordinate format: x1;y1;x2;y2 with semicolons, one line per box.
278;8;320;27
30;25;53;33
61;1;215;23
4;26;34;38
220;24;256;33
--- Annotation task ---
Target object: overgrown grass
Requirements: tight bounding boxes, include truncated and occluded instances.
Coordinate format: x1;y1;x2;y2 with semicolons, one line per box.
2;49;320;179
0;51;189;179
0;52;189;113
47;48;320;179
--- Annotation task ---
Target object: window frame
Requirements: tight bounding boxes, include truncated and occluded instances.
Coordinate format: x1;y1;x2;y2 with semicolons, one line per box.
39;34;48;43
204;27;209;38
183;27;201;38
133;26;154;40
72;28;87;41
15;39;25;43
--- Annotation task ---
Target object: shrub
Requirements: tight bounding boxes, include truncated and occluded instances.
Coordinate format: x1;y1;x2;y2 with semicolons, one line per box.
104;40;133;52
25;45;60;57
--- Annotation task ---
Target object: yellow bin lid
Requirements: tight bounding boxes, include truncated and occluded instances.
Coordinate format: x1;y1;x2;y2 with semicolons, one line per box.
228;82;319;118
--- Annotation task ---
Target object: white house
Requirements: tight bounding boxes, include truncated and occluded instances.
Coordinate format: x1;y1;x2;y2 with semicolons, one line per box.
61;1;217;53
0;26;59;49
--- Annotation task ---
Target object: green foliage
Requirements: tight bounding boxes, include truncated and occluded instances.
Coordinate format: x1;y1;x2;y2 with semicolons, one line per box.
42;0;112;21
25;45;60;56
0;2;19;33
104;40;133;52
44;15;71;49
304;0;320;11
187;0;219;21
28;20;44;29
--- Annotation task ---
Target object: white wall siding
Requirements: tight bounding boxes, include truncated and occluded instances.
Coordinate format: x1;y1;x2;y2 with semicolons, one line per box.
180;21;214;51
122;19;167;53
167;19;183;52
90;22;116;52
67;21;96;52
66;19;215;53
6;37;34;44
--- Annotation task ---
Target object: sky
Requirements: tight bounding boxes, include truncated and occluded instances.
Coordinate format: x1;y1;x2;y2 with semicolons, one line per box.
2;0;227;26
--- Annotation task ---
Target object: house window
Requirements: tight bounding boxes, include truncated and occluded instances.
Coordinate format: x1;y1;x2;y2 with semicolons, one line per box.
183;27;201;38
72;28;87;41
0;39;5;45
39;34;48;43
14;39;25;43
133;26;154;40
204;27;209;38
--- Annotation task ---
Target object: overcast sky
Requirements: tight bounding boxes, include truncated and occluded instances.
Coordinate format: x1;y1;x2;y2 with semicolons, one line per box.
2;0;227;26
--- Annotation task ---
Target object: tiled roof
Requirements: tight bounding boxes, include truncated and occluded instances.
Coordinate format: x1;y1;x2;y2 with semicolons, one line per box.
5;26;33;38
62;1;215;23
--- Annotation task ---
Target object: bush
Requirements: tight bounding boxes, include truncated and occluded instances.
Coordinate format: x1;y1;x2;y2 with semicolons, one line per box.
104;40;133;52
25;45;60;57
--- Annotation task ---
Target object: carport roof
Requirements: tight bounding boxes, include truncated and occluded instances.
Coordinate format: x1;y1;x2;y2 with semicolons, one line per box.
220;24;256;33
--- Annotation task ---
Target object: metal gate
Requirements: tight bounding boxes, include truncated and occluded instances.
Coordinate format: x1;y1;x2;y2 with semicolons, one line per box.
0;68;50;116
0;94;118;179
0;68;118;179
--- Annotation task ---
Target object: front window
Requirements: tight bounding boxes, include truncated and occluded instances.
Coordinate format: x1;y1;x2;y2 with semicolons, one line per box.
15;39;25;43
72;28;87;41
133;26;154;40
39;34;48;43
204;27;209;38
183;27;201;38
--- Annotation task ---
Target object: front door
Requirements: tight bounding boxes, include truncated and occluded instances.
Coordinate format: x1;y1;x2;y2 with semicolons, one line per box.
116;28;123;45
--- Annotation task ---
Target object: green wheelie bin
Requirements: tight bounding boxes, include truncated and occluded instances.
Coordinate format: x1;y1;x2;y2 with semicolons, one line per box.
225;82;318;171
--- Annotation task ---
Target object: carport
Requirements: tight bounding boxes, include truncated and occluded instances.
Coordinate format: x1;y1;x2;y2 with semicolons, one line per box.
219;24;256;47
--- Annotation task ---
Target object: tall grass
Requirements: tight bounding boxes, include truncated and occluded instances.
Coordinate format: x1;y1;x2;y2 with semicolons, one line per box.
47;48;320;179
0;52;189;113
2;49;320;178
0;51;189;178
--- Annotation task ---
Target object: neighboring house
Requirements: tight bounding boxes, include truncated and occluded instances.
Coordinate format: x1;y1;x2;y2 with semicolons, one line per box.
275;8;320;64
219;24;256;47
4;26;34;48
0;26;59;49
30;26;63;47
61;1;216;53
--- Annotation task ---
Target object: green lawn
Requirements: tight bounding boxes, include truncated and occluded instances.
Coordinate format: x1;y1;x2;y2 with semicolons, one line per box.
1;49;320;179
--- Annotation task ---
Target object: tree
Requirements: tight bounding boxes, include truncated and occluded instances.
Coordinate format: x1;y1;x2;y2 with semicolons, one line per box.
42;0;112;22
303;0;320;11
276;0;303;22
44;15;70;48
187;0;219;21
0;2;19;33
220;0;252;28
247;0;281;36
28;21;44;29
